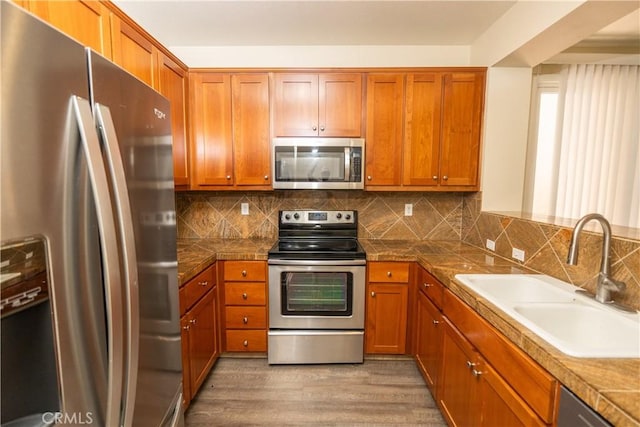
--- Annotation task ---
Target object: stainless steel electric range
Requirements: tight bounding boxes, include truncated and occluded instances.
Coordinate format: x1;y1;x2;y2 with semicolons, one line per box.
267;210;366;364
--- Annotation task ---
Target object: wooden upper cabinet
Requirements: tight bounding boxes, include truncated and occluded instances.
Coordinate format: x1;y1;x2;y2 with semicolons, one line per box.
190;73;233;188
365;74;405;186
110;16;157;88
231;74;271;187
439;72;485;188
274;73;362;137
403;73;442;186
157;53;189;188
22;0;112;58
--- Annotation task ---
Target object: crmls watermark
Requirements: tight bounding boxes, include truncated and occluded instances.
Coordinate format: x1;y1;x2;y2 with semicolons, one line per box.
42;412;94;425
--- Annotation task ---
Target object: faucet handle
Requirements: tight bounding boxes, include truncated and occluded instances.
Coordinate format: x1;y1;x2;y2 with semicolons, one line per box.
602;275;626;292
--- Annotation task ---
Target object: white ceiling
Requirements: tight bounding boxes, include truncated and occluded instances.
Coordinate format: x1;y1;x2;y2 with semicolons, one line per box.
112;0;640;67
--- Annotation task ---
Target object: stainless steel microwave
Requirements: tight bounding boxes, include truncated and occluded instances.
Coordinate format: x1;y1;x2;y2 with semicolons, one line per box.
272;138;365;190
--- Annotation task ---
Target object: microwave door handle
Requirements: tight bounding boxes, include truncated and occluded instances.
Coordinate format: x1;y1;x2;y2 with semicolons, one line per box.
94;104;140;427
71;96;124;427
344;147;351;181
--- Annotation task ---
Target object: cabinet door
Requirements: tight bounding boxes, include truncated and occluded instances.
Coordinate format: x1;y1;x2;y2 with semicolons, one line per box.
231;74;271;187
190;73;233;187
439;318;482;427
415;290;443;393
110;16;157;87
365;283;408;354
157;53;189;188
365;74;404;186
188;287;218;394
25;0;112;59
439;72;484;188
403;73;442;186
274;74;319;136
480;363;546;427
319;73;362;137
180;316;191;408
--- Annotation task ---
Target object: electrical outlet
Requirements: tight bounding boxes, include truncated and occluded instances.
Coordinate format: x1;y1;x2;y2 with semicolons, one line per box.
404;204;413;216
241;203;249;215
485;239;496;251
512;247;525;262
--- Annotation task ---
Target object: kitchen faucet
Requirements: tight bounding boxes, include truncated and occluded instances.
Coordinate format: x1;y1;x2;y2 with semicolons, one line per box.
567;213;626;304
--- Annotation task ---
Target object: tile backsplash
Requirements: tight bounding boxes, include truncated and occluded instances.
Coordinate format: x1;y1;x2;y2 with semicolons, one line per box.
176;190;639;309
176;190;466;240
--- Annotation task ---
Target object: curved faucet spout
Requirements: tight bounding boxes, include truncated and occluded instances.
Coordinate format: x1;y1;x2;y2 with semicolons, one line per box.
566;213;625;303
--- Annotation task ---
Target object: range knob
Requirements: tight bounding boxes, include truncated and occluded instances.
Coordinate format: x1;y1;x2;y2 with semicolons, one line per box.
284;214;291;220
293;213;300;220
336;213;342;219
345;214;351;220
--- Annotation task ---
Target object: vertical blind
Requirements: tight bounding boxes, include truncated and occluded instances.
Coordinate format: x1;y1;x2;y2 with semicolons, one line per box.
553;64;639;229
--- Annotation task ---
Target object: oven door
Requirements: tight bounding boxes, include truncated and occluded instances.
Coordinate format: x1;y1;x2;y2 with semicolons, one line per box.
268;260;365;330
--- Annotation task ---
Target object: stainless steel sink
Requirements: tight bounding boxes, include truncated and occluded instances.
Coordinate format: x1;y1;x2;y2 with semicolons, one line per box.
454;274;640;358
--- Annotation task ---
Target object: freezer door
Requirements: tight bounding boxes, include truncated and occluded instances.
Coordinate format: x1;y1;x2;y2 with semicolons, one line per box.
1;3;125;426
88;51;183;427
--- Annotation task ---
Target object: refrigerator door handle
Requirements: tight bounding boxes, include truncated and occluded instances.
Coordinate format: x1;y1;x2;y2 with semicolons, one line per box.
71;96;125;427
94;104;140;427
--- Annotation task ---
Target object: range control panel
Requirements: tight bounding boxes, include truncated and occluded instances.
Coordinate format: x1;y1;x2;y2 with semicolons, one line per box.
280;210;356;225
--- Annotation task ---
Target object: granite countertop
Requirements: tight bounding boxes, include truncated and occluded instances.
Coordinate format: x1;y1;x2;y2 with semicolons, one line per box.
176;237;640;426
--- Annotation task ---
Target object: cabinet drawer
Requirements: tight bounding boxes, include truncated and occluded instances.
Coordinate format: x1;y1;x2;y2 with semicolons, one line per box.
418;267;444;309
182;265;215;313
224;283;266;306
443;290;558;424
226;330;267;352
225;306;267;329
224;261;266;281
369;262;410;283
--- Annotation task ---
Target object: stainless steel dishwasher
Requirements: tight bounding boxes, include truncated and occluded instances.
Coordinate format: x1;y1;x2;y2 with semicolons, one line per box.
557;386;612;427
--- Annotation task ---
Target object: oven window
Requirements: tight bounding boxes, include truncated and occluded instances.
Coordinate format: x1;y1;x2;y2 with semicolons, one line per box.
281;272;353;316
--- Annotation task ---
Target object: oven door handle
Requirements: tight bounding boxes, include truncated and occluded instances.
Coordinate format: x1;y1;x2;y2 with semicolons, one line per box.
267;259;366;266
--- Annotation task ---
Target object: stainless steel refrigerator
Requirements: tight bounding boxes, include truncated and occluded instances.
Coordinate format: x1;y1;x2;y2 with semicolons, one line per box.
1;3;183;426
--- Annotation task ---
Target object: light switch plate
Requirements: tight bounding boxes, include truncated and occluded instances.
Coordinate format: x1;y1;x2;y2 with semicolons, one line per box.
241;203;249;215
485;239;496;251
512;247;525;262
404;204;413;216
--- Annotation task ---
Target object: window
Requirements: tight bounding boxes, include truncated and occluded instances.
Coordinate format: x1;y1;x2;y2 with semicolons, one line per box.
524;64;640;229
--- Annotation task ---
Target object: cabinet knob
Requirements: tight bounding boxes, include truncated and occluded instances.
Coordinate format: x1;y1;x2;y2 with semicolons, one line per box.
423;282;432;288
226;175;231;180
243;340;249;347
432;319;440;325
243;316;249;324
183;325;190;331
241;270;247;277
471;369;483;377
189;319;197;325
367;175;372;181
443;175;448;181
370;291;376;297
264;175;269;180
242;292;248;300
386;271;392;278
432;175;438;180
466;360;476;369
312;126;317;131
320;126;325;131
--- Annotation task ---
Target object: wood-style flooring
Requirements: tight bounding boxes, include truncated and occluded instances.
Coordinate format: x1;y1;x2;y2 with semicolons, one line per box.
185;356;447;426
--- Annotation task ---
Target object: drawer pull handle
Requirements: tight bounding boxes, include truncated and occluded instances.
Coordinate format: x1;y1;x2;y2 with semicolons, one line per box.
199;281;208;287
471;369;483;377
243;340;249;347
432;320;440;325
242;293;248;300
243;317;249;324
386;271;392;277
241;270;247;277
183;325;190;331
189;319;197;325
423;282;432;288
466;360;476;369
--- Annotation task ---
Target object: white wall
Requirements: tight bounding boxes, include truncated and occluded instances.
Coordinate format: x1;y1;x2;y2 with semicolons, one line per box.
480;67;533;212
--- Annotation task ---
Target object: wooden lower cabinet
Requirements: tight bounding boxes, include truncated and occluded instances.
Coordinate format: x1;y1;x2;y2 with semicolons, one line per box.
179;263;219;408
415;288;443;392
222;261;268;352
365;262;410;354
